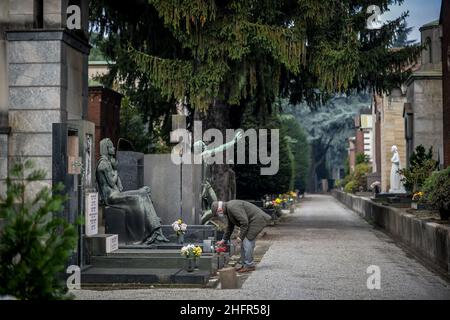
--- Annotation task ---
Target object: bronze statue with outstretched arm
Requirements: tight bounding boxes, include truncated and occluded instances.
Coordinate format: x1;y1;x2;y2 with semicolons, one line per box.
193;131;243;224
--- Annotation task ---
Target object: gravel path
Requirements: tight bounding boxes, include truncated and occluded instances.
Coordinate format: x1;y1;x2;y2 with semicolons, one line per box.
74;194;450;300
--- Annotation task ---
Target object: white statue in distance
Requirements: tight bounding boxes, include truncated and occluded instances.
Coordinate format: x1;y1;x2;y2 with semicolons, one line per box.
389;145;406;193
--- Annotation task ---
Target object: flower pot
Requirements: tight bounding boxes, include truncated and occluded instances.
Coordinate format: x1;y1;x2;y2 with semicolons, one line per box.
194;257;199;270
439;208;450;220
185;258;194;272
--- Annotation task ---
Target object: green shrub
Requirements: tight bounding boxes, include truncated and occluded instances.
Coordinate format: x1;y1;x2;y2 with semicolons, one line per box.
354;163;371;191
356;153;370;165
342;163;371;193
422;167;450;212
0;160;78;300
236;109;296;199
399;145;438;193
344;181;357;193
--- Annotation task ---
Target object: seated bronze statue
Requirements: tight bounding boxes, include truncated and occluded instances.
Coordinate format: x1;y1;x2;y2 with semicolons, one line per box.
96;138;169;245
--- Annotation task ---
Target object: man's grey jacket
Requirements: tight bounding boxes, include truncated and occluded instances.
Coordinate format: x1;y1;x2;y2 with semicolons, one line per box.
222;200;272;241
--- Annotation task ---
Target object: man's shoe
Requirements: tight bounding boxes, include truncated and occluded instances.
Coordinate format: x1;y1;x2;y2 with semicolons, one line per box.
237;266;256;273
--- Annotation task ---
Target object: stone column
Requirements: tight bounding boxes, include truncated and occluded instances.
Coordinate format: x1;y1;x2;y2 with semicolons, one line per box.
6;30;90;198
43;0;89;36
7;0;36;27
443;0;450;167
43;0;66;28
0;0;10;196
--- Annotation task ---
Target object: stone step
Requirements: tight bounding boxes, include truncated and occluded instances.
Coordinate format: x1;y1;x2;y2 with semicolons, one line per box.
374;193;410;199
90;255;217;274
118;243;209;250
81;267;210;285
386;197;412;204
106;248;214;257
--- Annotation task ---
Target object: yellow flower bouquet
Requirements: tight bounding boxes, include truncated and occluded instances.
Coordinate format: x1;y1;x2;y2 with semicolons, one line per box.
412;191;424;202
180;244;202;258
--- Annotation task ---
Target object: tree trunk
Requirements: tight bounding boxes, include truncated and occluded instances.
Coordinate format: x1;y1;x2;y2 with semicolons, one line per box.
198;101;236;201
307;135;335;193
307;147;317;193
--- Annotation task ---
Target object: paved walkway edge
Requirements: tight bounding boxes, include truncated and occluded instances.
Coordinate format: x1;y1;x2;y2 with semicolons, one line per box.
332;190;450;277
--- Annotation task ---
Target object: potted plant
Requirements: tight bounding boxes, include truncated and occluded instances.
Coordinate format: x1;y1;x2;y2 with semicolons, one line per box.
172;219;187;244
273;198;283;217
370;181;381;194
399;145;438;194
422;167;450;220
411;192;427;210
288;191;296;212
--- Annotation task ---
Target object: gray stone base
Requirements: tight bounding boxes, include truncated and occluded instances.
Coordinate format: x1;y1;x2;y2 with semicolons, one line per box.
104;205;216;245
84;234;119;256
104;206;128;244
81;267;210;285
374;192;411;199
82;247;218;285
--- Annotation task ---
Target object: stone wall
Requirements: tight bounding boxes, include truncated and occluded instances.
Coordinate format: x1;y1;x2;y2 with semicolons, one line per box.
406;77;443;161
405;21;443;164
333;190;450;276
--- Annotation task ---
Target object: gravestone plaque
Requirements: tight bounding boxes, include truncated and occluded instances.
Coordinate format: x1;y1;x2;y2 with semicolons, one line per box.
85;192;98;236
106;234;119;253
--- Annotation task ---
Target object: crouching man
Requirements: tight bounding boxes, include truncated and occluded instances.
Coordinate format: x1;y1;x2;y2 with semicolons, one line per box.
212;200;271;273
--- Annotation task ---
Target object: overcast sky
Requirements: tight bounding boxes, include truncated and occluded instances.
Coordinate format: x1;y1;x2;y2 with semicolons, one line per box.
382;0;442;43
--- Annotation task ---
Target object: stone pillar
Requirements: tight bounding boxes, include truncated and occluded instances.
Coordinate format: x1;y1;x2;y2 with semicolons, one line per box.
354;115;365;155
43;0;65;28
8;0;36;28
43;0;89;37
6;30;90;198
371;95;382;174
443;0;450;167
404;22;444;166
0;1;10;196
348;137;356;173
0;130;8;198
